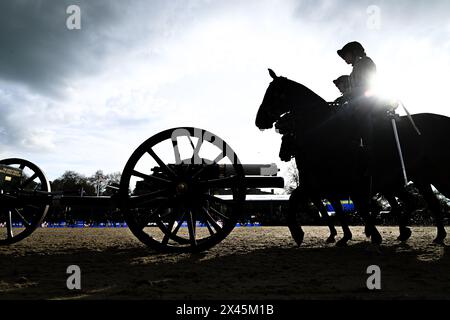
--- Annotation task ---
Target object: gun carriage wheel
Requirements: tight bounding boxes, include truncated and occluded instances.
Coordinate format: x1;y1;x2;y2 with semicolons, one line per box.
119;127;246;253
0;158;51;245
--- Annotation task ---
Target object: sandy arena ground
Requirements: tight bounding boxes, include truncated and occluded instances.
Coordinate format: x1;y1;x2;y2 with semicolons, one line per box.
1;226;450;300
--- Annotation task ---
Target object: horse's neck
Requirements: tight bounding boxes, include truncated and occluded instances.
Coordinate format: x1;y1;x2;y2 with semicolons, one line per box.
288;80;330;114
287;81;334;129
285;81;355;153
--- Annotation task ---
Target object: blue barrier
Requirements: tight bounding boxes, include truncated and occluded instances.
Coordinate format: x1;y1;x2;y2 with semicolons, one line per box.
326;200;355;213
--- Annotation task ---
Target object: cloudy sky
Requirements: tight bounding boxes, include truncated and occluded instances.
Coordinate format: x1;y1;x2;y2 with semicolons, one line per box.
1;0;449;182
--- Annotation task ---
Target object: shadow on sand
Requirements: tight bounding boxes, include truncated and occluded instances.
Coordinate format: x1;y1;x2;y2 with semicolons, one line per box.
1;240;450;300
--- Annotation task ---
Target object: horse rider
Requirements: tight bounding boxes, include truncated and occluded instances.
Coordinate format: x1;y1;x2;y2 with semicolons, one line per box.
332;75;351;107
337;41;380;151
337;42;376;98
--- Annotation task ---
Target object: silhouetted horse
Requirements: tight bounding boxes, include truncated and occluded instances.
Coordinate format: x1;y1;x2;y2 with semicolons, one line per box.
275;104;414;246
256;69;449;245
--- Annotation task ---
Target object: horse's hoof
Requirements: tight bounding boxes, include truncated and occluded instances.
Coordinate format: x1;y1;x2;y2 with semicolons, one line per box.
433;235;446;245
371;233;383;245
336;239;348;247
292;231;305;246
364;226;372;238
433;230;447;245
326;236;336;243
397;228;412;242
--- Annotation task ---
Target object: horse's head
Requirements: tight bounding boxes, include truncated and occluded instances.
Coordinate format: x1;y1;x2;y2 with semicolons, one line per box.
255;69;293;130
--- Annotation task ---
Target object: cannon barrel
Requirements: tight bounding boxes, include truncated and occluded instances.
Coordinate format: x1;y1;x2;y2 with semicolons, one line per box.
154;163;280;177
221;163;279;176
150;163;284;189
245;176;284;188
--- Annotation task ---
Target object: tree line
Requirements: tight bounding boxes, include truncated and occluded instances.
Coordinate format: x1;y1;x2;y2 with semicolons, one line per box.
51;170;121;196
46;170;122;224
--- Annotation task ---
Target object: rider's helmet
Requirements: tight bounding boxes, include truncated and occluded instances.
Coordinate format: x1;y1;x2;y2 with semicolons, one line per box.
333;75;350;94
333;75;350;88
337;41;366;59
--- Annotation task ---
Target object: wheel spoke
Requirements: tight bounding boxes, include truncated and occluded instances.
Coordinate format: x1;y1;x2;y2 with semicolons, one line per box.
13;209;30;228
6;210;13;239
147;148;177;178
161;210;187;245
209;205;231;221
187;209;197;247
191;138;203;165
201;207;223;234
187;135;196;149
20;173;38;189
135;202;167;229
213;152;226;164
129;190;169;207
204;220;215;235
171;138;182;165
191;165;208;180
171;211;187;238
161;213;178;245
131;170;171;185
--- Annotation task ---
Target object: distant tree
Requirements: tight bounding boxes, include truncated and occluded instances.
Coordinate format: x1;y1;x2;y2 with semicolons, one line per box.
103;172;121;196
89;170;107;196
285;160;299;194
48;170;123;224
51;171;95;195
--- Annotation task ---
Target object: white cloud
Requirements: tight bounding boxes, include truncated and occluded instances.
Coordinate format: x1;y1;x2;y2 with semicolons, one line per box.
1;0;449;182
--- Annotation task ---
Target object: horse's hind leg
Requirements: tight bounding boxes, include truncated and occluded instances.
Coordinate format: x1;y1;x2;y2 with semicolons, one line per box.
329;198;352;246
353;196;382;245
416;183;447;244
311;196;337;243
385;193;412;242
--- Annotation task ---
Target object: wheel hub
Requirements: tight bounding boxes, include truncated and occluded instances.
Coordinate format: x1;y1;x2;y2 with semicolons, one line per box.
175;182;188;195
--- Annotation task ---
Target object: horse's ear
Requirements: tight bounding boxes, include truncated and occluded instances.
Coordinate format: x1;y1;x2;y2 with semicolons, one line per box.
268;68;277;79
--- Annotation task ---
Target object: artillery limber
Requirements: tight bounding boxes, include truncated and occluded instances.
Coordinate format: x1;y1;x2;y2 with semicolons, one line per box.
0;127;284;253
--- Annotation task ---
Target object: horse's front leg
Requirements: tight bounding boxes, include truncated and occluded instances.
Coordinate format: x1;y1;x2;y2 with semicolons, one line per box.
287;187;309;246
311;196;337;243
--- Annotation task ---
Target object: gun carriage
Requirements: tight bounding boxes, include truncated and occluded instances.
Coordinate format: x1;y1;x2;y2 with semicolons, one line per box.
0;127;284;253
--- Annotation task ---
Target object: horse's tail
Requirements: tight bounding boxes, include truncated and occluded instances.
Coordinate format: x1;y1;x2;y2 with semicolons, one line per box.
408;113;450;199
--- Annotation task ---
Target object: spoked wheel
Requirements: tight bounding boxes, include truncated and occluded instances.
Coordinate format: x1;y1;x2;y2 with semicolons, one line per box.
120;127;246;253
0;158;51;245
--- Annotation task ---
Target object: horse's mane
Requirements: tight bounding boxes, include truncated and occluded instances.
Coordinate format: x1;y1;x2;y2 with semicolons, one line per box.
279;76;356;143
284;77;329;106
